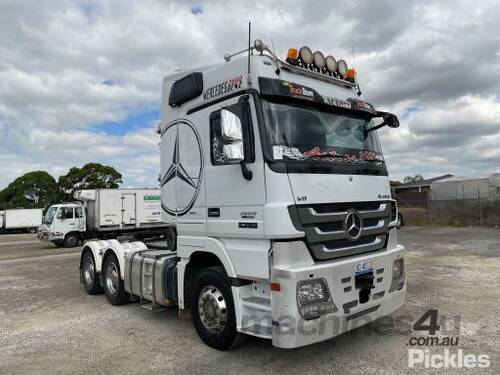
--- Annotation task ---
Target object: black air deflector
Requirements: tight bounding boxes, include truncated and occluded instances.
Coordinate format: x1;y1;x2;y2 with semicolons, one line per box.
169;72;203;107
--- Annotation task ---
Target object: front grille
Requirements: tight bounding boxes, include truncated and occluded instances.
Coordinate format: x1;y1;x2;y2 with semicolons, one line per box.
289;201;391;261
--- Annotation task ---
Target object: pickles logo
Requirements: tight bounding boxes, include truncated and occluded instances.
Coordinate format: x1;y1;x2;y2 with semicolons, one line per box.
160;120;203;216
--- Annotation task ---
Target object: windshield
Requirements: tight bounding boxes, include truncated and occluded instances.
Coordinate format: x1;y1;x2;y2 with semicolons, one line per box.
43;206;58;225
262;100;384;164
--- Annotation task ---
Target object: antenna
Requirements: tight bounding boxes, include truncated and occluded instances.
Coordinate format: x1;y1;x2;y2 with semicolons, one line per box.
247;22;251;85
271;38;277;57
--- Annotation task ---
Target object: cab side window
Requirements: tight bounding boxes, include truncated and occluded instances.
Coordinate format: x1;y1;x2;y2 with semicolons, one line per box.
209;112;226;165
61;207;74;220
209;100;254;166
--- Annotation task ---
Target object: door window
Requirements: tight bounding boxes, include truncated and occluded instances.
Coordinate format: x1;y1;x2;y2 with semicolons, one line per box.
61;207;74;220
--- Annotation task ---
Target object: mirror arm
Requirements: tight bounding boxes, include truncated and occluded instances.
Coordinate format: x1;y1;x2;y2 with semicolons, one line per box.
240;161;253;181
365;122;386;134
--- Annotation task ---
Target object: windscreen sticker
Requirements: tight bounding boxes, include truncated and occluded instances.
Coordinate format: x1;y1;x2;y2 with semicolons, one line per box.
203;75;243;100
273;145;383;163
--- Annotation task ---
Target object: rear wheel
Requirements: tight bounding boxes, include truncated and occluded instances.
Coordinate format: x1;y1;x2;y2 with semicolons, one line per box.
102;254;129;305
81;251;103;294
190;266;245;350
64;233;80;248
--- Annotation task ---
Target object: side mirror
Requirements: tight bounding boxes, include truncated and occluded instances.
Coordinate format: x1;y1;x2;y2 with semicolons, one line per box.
383;113;400;128
220;109;244;164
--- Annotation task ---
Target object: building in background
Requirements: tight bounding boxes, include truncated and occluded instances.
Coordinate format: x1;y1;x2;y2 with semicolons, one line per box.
431;173;500;208
391;174;453;208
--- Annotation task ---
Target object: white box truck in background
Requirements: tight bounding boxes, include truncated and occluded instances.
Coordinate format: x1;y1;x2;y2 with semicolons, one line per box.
39;189;169;247
0;209;43;234
78;39;406;350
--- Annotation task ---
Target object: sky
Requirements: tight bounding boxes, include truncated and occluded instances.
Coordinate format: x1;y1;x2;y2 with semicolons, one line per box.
1;0;499;189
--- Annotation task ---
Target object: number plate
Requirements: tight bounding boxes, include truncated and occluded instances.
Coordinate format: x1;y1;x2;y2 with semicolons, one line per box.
355;260;373;274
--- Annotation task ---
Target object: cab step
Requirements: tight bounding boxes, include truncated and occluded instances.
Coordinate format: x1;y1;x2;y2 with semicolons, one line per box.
141;303;166;312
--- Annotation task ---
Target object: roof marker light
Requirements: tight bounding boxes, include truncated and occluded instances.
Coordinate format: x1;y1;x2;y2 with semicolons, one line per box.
346;68;356;83
286;48;298;64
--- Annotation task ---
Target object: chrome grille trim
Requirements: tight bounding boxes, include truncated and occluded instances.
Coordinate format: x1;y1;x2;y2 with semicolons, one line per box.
290;201;391;261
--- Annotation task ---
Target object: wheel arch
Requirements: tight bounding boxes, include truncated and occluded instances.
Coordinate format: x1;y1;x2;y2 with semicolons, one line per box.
178;238;239;309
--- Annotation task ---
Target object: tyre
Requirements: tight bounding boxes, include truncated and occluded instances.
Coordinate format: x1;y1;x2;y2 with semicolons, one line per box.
102;254;129;305
64;233;80;248
53;240;64;247
28;227;37;234
190;266;245;350
397;213;404;229
81;251;103;294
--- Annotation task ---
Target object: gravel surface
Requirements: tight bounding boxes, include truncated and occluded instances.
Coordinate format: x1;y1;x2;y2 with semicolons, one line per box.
0;228;499;374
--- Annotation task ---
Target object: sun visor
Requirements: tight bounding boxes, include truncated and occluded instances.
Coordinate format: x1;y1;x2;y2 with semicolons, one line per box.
169;72;203;107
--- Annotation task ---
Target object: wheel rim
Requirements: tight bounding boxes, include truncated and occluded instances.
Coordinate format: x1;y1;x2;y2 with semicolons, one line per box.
67;236;77;246
105;262;119;294
198;285;227;332
83;255;95;286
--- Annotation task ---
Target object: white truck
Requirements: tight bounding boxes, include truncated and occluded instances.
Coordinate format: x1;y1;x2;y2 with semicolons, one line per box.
39;189;168;247
78;39;406;350
0;208;43;234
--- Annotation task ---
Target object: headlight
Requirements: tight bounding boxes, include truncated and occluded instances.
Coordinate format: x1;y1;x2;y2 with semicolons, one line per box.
392;258;404;279
297;278;335;320
390;257;405;292
297;278;329;305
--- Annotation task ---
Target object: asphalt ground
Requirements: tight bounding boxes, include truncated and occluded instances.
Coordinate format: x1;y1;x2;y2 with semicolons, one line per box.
0;227;499;374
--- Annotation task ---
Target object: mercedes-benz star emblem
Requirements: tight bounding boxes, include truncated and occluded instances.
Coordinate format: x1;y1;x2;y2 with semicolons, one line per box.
344;210;363;241
160;120;203;217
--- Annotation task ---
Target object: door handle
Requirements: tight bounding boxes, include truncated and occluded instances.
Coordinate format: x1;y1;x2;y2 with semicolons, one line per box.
208;208;220;217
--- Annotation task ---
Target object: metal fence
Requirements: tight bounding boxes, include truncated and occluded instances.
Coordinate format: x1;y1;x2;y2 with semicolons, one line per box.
395;196;500;227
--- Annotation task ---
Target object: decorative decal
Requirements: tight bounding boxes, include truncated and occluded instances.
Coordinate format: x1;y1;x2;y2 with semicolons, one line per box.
160;120;203;217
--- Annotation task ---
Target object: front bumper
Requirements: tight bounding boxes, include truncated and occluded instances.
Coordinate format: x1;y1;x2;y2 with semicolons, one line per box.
37;228;63;242
271;242;406;348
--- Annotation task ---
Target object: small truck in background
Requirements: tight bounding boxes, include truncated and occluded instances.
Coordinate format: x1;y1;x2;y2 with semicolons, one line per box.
0;209;43;234
39;189;168;247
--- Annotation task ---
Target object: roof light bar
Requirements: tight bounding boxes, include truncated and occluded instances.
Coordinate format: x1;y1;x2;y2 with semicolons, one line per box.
285;46;354;83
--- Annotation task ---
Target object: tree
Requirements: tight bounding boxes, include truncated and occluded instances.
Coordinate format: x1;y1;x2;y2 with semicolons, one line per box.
58;163;122;199
0;171;58;209
404;175;424;184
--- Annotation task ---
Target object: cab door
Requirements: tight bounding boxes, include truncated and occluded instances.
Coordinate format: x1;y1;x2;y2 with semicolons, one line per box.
204;95;266;238
160;117;206;247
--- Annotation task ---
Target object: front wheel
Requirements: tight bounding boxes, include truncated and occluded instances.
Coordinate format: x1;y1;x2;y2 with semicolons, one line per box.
190;266;245;350
64;233;80;248
102;254;129;305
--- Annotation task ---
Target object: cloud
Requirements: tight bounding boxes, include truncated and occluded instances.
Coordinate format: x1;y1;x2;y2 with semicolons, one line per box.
1;0;500;189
